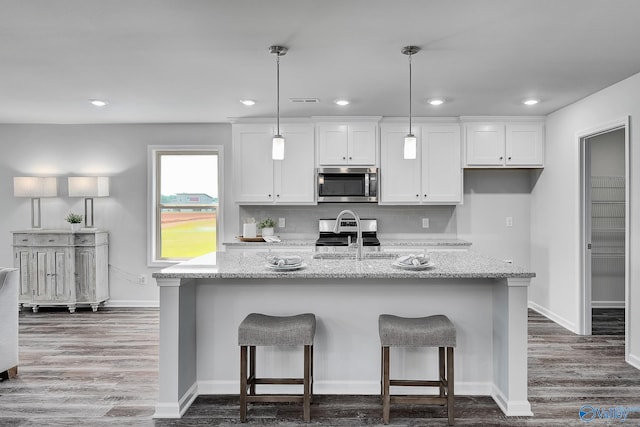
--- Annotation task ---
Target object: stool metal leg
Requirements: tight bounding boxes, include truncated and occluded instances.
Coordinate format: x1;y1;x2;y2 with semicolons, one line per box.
382;346;390;424
240;345;248;422
447;346;455;426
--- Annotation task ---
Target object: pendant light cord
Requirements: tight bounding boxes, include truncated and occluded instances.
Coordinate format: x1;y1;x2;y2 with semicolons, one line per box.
408;53;412;135
276;54;280;136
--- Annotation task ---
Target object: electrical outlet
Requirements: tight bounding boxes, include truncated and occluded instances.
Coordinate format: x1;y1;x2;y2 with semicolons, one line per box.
422;218;429;228
138;274;147;285
505;217;513;227
278;217;286;228
503;259;514;264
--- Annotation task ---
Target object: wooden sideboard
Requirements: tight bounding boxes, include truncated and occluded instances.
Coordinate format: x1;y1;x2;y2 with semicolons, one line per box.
12;229;109;313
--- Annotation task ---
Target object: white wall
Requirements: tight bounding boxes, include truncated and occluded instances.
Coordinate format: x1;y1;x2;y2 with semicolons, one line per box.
0;123;232;306
531;71;640;367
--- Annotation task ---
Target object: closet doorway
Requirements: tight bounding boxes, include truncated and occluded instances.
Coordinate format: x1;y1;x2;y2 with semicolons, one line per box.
580;118;629;353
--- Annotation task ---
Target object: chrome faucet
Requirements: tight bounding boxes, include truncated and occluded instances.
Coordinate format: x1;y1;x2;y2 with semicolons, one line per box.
333;209;362;260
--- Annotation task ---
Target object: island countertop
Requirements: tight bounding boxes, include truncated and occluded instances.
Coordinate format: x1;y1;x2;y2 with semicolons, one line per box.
152;250;534;280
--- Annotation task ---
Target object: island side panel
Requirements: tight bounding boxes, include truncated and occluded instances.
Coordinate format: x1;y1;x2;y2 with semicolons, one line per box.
492;277;533;416
195;277;496;396
154;278;198;418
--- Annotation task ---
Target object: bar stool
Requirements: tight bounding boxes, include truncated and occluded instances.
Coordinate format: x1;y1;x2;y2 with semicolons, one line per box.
238;313;316;422
379;314;456;425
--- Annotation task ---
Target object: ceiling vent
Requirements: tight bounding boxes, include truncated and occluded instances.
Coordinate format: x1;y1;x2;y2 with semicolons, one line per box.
289;98;320;104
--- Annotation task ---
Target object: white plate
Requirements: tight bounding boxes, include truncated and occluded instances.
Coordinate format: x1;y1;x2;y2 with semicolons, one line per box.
392;261;435;271
265;263;306;271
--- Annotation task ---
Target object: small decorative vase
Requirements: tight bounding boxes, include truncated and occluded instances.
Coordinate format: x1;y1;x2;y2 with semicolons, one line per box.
261;227;274;237
70;223;81;232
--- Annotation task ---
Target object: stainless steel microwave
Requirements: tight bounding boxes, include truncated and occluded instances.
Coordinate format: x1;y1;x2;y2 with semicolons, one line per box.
317;167;378;203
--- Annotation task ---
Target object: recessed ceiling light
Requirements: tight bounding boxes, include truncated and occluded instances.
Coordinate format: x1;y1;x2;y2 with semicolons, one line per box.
240;99;256;106
89;99;108;107
334;99;350;106
428;99;444;106
523;99;539;106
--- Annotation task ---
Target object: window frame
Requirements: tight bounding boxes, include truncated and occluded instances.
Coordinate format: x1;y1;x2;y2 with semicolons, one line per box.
147;145;224;266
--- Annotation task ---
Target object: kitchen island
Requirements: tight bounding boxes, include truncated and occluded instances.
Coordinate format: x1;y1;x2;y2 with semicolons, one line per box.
152;250;535;419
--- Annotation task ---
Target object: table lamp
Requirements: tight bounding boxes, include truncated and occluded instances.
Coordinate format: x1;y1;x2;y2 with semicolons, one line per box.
68;176;109;228
13;177;58;228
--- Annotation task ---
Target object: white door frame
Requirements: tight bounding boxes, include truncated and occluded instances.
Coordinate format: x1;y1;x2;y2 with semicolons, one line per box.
578;117;630;356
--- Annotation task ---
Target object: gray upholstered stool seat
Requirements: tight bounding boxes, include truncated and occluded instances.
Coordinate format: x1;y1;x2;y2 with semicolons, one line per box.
238;313;316;423
379;314;457;425
379;314;456;347
238;313;316;346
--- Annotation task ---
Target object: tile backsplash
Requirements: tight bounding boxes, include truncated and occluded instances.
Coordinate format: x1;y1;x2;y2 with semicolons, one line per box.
239;204;457;239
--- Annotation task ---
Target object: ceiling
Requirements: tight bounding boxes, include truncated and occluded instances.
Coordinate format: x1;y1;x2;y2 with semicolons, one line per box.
2;0;640;124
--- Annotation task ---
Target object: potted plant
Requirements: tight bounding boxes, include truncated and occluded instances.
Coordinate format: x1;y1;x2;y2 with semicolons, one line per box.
258;218;276;237
65;212;83;232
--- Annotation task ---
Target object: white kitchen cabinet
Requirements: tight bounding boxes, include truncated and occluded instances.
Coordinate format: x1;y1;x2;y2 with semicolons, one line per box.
317;122;377;166
233;123;316;204
12;230;109;313
380;124;462;204
464;121;544;167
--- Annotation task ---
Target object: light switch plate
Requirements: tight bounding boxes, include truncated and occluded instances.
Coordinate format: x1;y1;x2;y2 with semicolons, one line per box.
278;218;286;228
422;218;429;228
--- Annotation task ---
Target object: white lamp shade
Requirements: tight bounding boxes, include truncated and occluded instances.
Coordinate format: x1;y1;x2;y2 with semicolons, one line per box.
13;177;58;197
403;135;417;159
272;135;285;160
68;176;110;197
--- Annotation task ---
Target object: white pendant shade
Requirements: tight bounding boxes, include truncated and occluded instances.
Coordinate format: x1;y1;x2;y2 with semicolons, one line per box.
403;135;417;160
272;135;285;160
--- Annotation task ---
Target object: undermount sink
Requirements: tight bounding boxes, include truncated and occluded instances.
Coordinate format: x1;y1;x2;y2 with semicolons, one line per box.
312;252;399;260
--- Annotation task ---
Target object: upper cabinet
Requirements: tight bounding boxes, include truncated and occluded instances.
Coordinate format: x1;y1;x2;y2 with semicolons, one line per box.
463;119;544;168
380;123;462;205
316;119;379;166
233;123;316;205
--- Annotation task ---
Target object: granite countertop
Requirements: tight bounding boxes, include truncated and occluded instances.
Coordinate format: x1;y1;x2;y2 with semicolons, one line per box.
153;250;535;280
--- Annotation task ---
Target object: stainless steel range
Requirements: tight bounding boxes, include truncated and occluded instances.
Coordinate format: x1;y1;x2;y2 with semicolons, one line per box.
315;218;380;252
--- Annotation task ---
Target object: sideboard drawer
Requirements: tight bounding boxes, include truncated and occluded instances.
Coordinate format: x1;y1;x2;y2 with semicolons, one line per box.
13;233;73;246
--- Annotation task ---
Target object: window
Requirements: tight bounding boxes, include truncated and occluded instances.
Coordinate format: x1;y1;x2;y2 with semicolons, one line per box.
149;147;222;264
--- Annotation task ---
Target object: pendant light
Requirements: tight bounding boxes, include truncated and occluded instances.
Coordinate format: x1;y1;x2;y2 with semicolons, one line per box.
269;45;288;160
402;46;420;159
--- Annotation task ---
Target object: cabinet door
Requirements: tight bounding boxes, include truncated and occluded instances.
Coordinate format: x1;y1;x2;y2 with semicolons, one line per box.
379;125;421;204
233;125;275;203
422;125;462;203
75;247;96;302
465;124;505;166
32;248;72;302
14;248;32;303
506;124;544;166
317;124;348;165
275;125;316;204
347;123;377;165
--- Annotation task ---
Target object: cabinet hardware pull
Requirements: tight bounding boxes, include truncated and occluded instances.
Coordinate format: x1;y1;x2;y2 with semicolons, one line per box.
424;194;427;198
276;194;280;198
499;156;504;160
22;239;28;242
416;194;419;197
342;157;346;160
268;194;272;197
349;157;352;160
48;239;54;242
508;156;512;160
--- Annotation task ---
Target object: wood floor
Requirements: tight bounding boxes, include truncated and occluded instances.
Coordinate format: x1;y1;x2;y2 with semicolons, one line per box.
1;308;639;426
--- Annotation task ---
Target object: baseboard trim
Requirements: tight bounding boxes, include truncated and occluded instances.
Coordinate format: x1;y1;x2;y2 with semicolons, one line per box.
197;380;492;396
528;301;578;334
105;300;159;308
153;381;198;418
628;352;640;371
591;300;625;309
491;385;533;416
